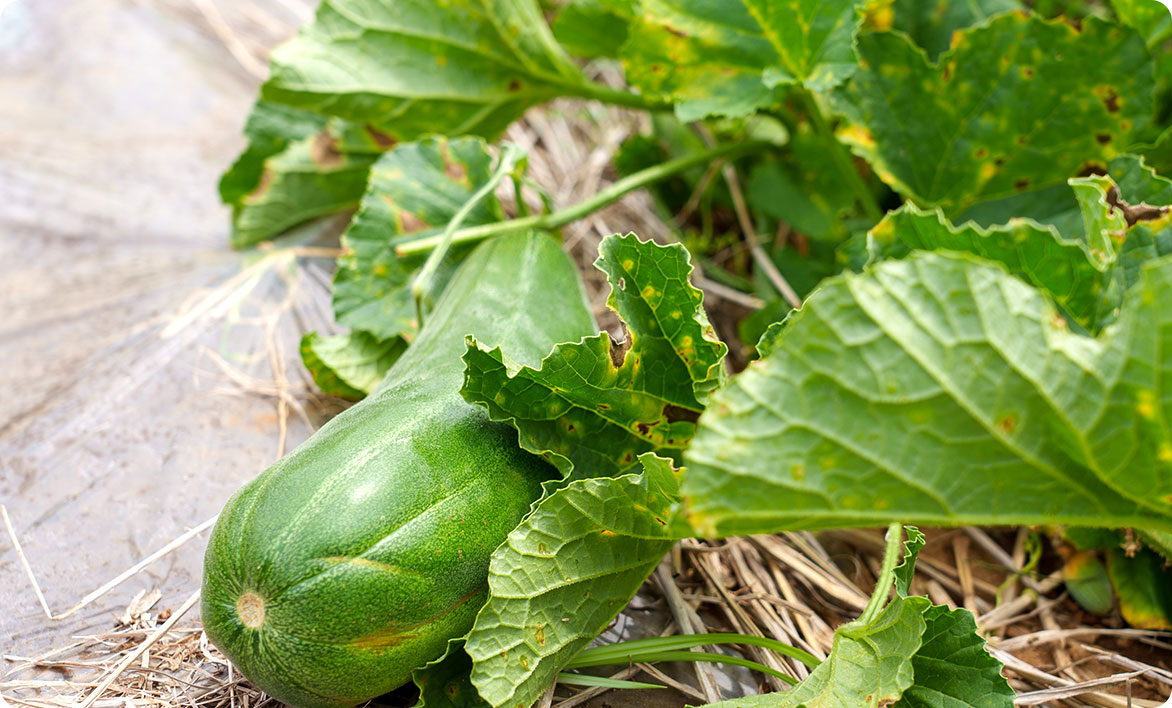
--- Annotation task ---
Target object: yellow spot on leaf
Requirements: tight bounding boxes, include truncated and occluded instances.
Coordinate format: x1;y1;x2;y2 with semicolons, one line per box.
1137;390;1156;419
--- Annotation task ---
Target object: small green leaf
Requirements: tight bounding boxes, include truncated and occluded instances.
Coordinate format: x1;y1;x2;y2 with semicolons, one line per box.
1063;551;1115;615
747;125;857;242
332;136;512;341
261;0;609;140
684;252;1172;537
462;233;726;478
1107;547;1172;629
623;0;863;121
893;526;926;598
300;331;406;399
467;454;681;708
894;605;1015;708
692;596;930;708
412;641;489;708
227;128;376;248
837;13;1154;215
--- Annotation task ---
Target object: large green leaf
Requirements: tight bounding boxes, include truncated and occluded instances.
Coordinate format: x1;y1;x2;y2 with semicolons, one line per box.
220;102;328;205
332;136;511;341
462;233;727;479
467;455;681;708
261;0;629;141
300;331;406;399
552;0;632;59
836;13;1154;215
895;605;1014;708
694;596;930;708
623;0;863;121
683;251;1172;537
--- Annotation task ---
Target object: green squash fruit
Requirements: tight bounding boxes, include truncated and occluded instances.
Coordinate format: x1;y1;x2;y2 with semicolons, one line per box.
201;232;595;708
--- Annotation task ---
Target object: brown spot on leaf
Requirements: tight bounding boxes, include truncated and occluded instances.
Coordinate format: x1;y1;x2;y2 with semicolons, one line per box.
1106;185;1170;226
974;148;988;159
1078;161;1108;177
1013;179;1030;192
535;625;545;646
245;169;275;203
1095;133;1112;145
310;131;344;169
997;414;1017;434
608;329;632;368
366;125;396;149
445;160;467;182
399;211;429;232
666;25;687;37
1102;88;1120;114
635;421;651;436
663;404;700;424
508;79;522;92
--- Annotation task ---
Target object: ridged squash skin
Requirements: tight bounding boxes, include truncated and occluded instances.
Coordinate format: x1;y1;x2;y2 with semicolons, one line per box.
201;233;595;708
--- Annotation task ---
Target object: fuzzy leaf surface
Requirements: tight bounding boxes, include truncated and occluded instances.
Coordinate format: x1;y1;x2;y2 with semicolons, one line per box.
261;0;600;140
623;0;862;121
836;13;1154;215
467;455;681;708
300;331;406;399
693;596;929;708
333;136;508;341
462;233;726;478
684;252;1172;537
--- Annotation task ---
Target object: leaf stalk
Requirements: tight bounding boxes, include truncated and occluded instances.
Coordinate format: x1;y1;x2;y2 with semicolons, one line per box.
396;140;774;258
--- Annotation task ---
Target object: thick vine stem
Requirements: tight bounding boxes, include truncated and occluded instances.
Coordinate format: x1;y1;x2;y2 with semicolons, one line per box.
797;89;883;224
858;523;904;626
397;140;774;258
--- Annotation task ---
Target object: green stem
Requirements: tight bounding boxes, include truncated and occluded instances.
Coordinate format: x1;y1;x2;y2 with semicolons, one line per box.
568;632;820;670
858;523;903;626
411;144;524;327
397;140;773;258
575;81;672;112
797;89;883;224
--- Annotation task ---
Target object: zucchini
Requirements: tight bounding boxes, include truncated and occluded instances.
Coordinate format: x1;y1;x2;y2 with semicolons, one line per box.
201;232;595;708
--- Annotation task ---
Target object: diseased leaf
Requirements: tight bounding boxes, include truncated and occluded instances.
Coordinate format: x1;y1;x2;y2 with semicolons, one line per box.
623;0;863;121
866;203;1119;330
836;13;1155;215
220;101;328;205
865;0;1021;61
467;455;681;708
227;128;377;248
332;136;510;341
462;233;726;478
1107;547;1172;630
261;0;618;141
412;641;489;708
683;252;1172;537
300;331;406;400
693;596;930;708
895;605;1015;708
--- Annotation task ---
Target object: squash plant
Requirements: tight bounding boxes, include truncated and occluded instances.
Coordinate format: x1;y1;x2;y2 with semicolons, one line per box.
211;0;1172;706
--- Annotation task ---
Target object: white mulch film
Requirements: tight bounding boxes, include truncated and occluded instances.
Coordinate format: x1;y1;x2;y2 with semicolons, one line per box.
2;1;1170;708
